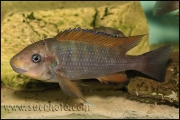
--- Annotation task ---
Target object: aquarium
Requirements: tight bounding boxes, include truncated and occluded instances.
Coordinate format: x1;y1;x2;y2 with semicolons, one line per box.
1;1;179;119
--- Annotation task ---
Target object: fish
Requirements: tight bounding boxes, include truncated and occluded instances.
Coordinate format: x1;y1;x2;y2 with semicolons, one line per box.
93;26;126;37
153;1;179;16
10;27;173;103
93;27;138;83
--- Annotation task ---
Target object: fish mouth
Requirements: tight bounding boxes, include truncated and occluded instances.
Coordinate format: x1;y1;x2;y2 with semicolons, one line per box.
11;65;27;73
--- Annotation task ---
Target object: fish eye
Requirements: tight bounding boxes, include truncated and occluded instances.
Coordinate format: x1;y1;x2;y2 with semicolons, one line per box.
112;34;119;37
32;54;41;63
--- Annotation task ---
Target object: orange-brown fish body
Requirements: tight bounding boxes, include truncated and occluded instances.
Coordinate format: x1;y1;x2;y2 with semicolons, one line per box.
56;41;129;80
10;28;173;103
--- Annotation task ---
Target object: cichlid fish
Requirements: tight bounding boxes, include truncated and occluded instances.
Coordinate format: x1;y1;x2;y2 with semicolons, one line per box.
153;1;179;16
10;28;173;103
93;26;126;37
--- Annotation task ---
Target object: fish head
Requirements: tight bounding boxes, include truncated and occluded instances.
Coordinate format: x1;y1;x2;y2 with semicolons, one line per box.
10;39;57;80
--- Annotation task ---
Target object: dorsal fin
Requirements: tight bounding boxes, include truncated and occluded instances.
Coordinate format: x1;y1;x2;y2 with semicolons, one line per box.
55;28;147;53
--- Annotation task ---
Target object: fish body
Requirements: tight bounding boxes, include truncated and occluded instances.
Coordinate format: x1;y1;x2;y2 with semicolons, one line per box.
93;26;126;37
153;1;179;16
10;28;173;103
55;41;136;80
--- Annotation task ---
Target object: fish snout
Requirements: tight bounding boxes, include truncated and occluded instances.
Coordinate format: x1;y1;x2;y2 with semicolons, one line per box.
10;56;27;74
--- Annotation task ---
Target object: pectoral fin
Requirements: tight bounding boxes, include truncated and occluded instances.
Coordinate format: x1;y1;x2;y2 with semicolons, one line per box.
55;71;88;103
97;73;127;84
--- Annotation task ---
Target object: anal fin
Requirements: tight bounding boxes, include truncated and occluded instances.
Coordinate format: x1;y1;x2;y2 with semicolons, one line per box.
55;71;88;104
97;73;127;84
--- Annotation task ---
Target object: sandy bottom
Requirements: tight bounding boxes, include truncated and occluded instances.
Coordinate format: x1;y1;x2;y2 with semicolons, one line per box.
1;80;179;119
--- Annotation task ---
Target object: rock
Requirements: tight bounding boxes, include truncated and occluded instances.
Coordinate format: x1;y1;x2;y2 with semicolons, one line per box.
1;2;149;90
126;52;179;107
94;2;149;55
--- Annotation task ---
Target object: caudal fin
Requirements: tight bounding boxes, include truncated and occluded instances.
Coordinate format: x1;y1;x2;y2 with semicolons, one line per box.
136;45;174;82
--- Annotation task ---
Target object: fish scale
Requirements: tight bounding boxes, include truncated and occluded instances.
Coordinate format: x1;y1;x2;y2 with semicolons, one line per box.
10;28;174;103
56;41;136;80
